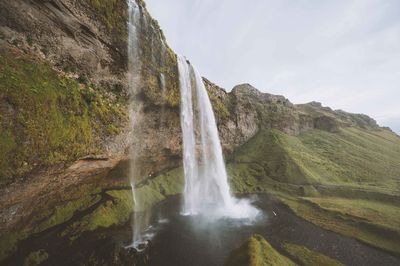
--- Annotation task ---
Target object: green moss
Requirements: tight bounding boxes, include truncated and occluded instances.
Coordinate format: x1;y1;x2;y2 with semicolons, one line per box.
227;127;400;255
280;197;400;255
142;47;179;108
34;194;101;233
23;249;48;266
0;48;127;184
67;191;133;237
0;231;28;261
208;92;230;120
228;127;400;194
62;167;184;239
225;235;295;266
296;127;400;191
85;0;127;39
0;129;16;177
0;188;103;260
283;243;343;266
302;197;400;235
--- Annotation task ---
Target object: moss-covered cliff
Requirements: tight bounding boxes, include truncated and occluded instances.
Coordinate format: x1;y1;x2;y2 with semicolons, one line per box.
0;0;183;184
0;46;127;184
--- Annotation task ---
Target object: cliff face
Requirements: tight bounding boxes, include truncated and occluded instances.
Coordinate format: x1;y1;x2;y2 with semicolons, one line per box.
0;0;129;183
0;0;182;183
206;82;381;151
0;0;385;185
0;0;127;85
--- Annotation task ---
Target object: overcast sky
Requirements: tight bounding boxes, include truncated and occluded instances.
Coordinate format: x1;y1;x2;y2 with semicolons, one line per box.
145;0;400;133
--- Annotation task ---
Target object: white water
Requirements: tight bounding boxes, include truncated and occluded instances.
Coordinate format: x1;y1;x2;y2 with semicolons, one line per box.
178;56;259;220
127;0;153;250
178;56;198;215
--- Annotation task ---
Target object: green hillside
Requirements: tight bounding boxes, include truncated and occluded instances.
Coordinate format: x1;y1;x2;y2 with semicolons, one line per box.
227;127;400;254
225;235;296;266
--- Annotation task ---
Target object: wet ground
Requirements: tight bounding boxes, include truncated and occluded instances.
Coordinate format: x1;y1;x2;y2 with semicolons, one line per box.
146;194;400;266
3;194;400;266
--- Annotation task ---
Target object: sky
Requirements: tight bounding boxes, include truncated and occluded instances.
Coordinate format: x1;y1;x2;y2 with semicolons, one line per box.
145;0;400;133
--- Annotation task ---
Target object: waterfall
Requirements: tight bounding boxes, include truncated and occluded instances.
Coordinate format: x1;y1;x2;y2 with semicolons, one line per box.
127;0;151;249
178;56;259;220
178;56;198;214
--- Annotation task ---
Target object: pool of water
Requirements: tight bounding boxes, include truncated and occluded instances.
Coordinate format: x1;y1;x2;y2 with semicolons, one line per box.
4;194;400;266
145;194;400;266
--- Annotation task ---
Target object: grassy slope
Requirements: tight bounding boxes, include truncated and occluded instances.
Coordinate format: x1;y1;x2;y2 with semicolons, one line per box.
0;166;184;261
0;47;127;184
227;127;400;254
282;242;343;266
302;197;400;233
229;128;400;192
225;235;296;266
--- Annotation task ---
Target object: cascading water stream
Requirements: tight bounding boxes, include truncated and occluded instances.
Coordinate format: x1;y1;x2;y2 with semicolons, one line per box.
178;55;259;220
127;0;154;249
178;56;198;215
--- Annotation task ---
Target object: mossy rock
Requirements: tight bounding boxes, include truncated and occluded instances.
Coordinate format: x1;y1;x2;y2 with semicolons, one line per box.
23;250;48;266
84;0;128;48
0;47;128;184
283;243;343;266
225;234;295;266
60;167;184;240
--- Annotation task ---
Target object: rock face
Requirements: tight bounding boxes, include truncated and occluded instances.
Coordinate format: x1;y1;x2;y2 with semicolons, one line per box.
0;0;127;84
0;0;181;183
205;82;380;151
0;0;384;186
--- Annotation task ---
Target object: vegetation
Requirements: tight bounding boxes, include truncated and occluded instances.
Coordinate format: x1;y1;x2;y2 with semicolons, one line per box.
229;127;400;192
0;231;27;260
0;164;183;261
0;183;103;260
225;235;295;266
23;249;48;266
0;47;127;184
208;91;230;120
282;243;343;266
139;30;179;108
302;197;400;233
61;167;184;239
63;190;133;240
226;127;400;255
280;197;400;255
85;0;128;43
34;194;102;234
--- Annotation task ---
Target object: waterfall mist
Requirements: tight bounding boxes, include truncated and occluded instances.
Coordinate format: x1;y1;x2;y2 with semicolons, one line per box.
178;55;259;220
